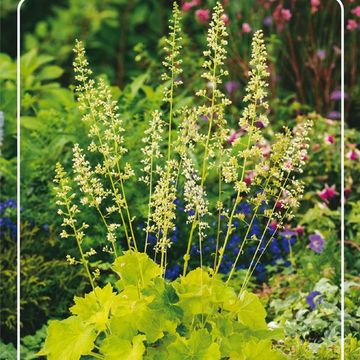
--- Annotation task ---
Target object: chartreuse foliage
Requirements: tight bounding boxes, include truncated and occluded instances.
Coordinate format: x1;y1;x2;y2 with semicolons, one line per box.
39;251;284;360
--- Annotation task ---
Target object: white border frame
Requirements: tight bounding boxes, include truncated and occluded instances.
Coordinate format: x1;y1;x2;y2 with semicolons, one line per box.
338;1;345;359
15;1;345;359
16;1;26;358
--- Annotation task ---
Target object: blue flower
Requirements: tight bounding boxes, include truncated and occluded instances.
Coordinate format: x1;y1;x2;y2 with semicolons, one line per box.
279;230;296;253
281;237;290;253
219;261;231;274
165;264;181;280
174;199;184;211
0;199;17;240
254;263;266;282
249;218;260;238
269;238;281;254
236;202;252;216
148;233;157;245
306;291;323;310
190;245;199;255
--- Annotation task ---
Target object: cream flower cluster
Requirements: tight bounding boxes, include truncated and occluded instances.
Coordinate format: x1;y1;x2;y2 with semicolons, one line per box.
54;2;312;289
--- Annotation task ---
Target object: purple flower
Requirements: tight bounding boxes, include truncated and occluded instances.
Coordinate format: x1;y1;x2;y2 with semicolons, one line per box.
279;230;297;238
279;230;297;253
263;16;273;27
330;90;348;101
255;121;265;129
225;81;240;95
316;49;326;60
308;233;325;253
327;111;340;120
306;291;322;310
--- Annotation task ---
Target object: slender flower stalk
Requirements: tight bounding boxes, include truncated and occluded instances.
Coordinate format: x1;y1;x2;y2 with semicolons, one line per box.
214;30;269;275
143;2;183;271
238;121;311;289
73;41;138;251
140;110;165;252
184;3;230;275
72;144;119;257
54;163;96;291
214;160;223;270
151;160;178;274
162;2;183;162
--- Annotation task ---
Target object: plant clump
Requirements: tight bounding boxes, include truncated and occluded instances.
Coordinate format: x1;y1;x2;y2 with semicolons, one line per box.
41;2;312;359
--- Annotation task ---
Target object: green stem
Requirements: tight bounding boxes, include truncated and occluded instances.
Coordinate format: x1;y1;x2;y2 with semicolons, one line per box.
144;155;154;253
240;174;290;291
183;28;219;276
213;190;241;276
214;160;223;270
226;175;272;284
214;107;257;276
64;200;95;292
90;352;105;359
240;207;291;294
95;204;118;257
167;45;175;162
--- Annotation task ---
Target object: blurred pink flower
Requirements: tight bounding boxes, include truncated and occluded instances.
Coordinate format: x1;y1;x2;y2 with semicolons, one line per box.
275;200;284;209
242;22;251;33
325;119;335;126
182;3;193;11
347;19;358;31
195;9;210;23
311;0;320;7
318;184;338;202
346;149;360;160
294;225;305;235
311;0;320;13
182;0;200;12
225;80;240;94
269;221;278;232
222;13;230;25
325;134;335;144
244;171;255;185
260;142;271;158
351;6;360;17
228;130;240;144
273;5;292;31
281;9;292;21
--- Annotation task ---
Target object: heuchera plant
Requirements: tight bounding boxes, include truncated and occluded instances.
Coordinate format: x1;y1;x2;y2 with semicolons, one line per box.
40;3;312;359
